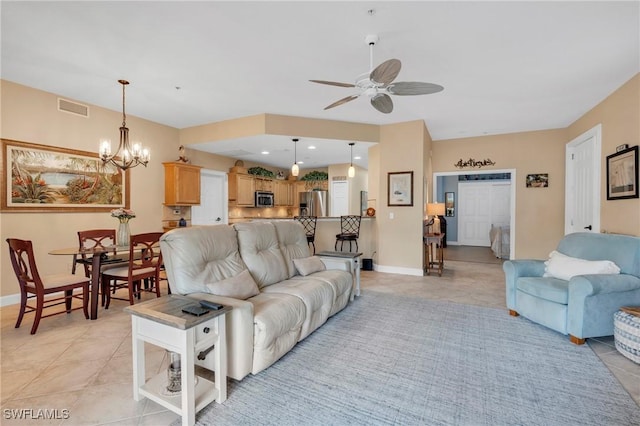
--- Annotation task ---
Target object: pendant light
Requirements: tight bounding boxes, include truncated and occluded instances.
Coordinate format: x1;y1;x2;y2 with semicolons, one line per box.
291;138;299;177
348;142;355;178
99;80;150;170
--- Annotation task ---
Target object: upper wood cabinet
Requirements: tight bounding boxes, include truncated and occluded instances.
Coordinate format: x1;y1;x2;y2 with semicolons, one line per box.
163;162;202;205
274;180;294;206
229;172;255;206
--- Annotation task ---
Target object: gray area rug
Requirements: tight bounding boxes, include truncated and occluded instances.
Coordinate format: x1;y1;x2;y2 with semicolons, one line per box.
194;291;639;426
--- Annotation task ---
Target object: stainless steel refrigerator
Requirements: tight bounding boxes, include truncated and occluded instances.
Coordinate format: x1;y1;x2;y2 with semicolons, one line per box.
299;191;328;217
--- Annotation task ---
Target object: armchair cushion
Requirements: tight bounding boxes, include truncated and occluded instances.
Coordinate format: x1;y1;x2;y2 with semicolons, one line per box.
205;269;260;300
543;250;620;281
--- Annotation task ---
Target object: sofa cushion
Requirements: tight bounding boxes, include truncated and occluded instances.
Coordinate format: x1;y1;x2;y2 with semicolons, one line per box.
272;220;311;278
234;222;289;288
517;276;570;305
160;225;246;295
205;269;260;300
293;256;326;276
299;269;353;316
263;278;333;340
249;292;305;374
543;250;620;281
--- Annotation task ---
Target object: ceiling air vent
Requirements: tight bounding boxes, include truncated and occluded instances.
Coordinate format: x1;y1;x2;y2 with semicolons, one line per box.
58;98;89;117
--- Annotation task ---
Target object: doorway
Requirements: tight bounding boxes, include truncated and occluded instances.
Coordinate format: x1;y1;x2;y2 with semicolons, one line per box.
433;169;516;259
565;124;601;234
191;169;228;226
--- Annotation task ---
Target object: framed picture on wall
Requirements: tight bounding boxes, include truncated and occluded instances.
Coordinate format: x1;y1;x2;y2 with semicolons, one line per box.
445;192;455;217
606;145;638;200
1;138;130;212
387;171;413;206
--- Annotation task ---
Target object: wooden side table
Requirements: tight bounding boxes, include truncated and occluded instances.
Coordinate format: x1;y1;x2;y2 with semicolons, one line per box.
125;295;231;426
423;233;445;276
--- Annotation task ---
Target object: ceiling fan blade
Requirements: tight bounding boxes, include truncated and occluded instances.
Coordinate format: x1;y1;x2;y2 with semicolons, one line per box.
387;81;444;96
371;93;393;114
309;80;356;88
370;59;401;86
324;95;359;110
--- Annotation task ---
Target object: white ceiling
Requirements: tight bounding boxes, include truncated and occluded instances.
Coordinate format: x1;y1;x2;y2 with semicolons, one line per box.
2;1;638;170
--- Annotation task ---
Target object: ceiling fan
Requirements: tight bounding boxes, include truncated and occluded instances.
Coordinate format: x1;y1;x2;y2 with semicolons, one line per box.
310;34;444;114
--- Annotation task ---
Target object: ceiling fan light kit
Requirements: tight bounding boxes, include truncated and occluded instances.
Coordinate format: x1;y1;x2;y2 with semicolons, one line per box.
310;34;443;114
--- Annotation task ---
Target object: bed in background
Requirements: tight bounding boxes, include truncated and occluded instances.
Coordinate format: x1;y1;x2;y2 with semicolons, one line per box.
490;224;510;259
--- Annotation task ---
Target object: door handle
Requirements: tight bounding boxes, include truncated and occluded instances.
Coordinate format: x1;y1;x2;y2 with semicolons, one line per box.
584;225;592;230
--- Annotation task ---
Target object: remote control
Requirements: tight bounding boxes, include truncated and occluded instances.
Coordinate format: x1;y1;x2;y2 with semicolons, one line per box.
199;300;223;310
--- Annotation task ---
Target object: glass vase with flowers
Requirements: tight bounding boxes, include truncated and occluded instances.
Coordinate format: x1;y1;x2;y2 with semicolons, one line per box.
111;208;135;247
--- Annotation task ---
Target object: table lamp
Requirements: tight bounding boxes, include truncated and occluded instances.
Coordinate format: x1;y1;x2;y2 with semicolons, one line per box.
427;203;446;234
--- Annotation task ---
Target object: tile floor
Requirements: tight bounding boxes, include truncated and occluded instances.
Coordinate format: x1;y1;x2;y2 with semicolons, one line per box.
1;248;638;425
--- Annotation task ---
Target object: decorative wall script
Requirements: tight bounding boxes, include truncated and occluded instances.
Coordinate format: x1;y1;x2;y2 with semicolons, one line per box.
454;158;496;169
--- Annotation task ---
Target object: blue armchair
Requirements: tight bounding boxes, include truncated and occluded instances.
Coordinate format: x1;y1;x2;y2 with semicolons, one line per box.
503;232;640;344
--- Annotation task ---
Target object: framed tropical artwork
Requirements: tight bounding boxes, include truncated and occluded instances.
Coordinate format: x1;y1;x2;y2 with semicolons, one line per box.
2;139;130;212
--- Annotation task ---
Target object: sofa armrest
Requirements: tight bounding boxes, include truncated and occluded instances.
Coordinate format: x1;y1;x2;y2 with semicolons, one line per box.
186;293;255;381
503;260;545;310
567;274;640;338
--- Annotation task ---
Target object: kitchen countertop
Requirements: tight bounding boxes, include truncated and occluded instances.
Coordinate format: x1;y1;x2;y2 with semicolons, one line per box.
230;216;375;221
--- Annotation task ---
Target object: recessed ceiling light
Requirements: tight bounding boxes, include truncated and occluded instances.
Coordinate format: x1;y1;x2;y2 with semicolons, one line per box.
298;161;304;164
308;145;316;150
354;156;361;160
261;151;269;155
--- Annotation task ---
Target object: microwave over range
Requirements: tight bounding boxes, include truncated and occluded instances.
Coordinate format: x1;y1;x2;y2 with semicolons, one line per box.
255;191;274;208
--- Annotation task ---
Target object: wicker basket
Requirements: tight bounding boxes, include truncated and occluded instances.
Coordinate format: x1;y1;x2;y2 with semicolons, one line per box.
614;309;640;364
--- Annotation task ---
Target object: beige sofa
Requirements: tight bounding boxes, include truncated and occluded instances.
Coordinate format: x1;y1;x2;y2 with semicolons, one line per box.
159;221;353;380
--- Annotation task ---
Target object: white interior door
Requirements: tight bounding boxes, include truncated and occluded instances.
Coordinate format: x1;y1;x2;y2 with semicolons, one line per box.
565;125;601;234
192;169;228;226
459;181;511;247
330;180;349;216
459;182;492;246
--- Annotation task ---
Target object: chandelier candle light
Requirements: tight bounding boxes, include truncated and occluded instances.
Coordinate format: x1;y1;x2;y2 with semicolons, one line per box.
100;80;150;170
111;208;135;247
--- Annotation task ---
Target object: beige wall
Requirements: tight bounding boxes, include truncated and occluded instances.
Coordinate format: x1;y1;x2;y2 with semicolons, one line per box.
433;129;568;258
1;80;181;299
2;73;638;298
374;120;429;273
431;74;640;258
567;74;640;236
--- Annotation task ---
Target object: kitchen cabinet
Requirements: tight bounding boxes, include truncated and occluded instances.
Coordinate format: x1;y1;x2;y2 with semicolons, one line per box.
274;180;294;206
254;177;274;192
163;162;202;205
229;172;255;206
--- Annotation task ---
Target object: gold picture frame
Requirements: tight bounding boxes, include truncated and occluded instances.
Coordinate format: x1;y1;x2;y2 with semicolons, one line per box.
387;171;414;206
1;139;130;212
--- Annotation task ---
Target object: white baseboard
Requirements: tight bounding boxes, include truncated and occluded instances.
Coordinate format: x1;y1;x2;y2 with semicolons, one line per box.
1;293;21;307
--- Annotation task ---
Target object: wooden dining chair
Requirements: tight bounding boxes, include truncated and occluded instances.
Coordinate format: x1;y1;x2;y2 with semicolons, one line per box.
6;238;89;334
74;229;116;277
101;232;164;308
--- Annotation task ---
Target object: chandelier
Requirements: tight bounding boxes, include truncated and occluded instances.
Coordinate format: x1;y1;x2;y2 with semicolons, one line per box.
99;80;150;170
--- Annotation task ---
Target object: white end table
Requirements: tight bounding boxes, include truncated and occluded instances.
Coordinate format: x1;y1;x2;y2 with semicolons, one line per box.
125;295;231;426
316;251;363;299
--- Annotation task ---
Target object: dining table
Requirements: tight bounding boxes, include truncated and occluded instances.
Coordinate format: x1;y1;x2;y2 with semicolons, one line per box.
49;245;131;320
